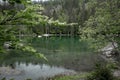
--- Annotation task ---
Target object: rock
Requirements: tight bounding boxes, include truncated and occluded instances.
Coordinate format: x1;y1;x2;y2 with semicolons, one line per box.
101;42;118;58
113;70;120;77
3;42;12;49
111;50;119;56
39;70;77;80
0;67;23;76
3;42;15;50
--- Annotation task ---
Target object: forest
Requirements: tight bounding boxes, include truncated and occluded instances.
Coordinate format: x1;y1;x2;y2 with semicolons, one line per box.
0;0;120;80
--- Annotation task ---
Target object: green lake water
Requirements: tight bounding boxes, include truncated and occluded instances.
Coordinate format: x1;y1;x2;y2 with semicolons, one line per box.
0;37;104;80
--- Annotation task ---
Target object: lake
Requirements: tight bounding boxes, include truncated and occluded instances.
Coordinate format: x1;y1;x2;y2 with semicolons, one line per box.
0;37;103;80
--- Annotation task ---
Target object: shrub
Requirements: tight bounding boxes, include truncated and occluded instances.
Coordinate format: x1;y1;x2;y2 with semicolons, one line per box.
86;63;114;80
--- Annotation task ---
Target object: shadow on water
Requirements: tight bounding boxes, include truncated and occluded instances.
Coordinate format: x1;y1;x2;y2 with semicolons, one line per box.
0;37;104;80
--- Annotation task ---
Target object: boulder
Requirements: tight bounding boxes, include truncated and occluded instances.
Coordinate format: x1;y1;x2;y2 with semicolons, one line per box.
101;42;118;58
3;42;12;49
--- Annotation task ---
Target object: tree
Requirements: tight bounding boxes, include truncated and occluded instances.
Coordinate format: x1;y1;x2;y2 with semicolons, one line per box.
81;0;120;50
0;0;47;25
0;0;47;60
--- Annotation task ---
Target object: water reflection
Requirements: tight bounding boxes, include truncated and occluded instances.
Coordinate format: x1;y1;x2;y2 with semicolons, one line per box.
0;62;76;80
0;37;104;80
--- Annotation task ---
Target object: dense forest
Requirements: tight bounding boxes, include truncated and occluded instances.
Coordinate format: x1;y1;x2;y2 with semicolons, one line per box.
33;0;120;46
0;0;120;80
41;0;120;49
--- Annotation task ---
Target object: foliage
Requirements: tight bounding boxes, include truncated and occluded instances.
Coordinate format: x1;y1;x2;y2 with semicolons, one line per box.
41;0;82;23
37;0;120;35
32;20;79;35
0;2;46;25
40;0;99;25
49;73;89;80
1;0;31;5
86;63;115;80
0;0;78;60
0;0;48;59
80;0;120;50
39;0;120;50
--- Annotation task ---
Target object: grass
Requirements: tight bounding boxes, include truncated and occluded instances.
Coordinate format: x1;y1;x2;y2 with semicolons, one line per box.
51;73;90;80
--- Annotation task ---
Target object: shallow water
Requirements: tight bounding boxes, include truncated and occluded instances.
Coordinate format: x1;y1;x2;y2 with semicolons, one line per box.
0;37;103;80
0;63;76;80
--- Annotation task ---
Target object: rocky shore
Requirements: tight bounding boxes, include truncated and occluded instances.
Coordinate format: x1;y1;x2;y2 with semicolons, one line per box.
100;42;120;77
0;67;23;76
